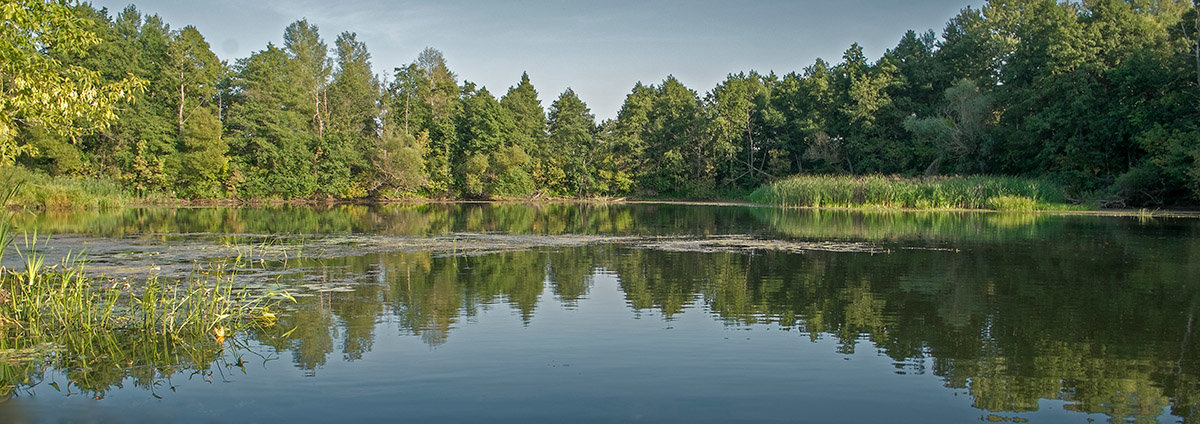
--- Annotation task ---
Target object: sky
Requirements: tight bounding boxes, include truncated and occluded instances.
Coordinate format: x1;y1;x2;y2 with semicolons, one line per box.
86;0;982;120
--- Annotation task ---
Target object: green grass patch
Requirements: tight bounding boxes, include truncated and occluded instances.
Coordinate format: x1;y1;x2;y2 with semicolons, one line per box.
986;195;1036;211
1;166;172;210
749;174;1081;211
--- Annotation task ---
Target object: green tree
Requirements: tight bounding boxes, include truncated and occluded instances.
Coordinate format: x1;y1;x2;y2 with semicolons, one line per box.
904;79;993;175
328;32;378;138
639;76;708;194
607;82;655;190
98;10;176;192
225;44;317;197
371;128;429;196
321;31;378;198
0;0;144;165
283;19;331;138
414;48;460;194
500;72;546;154
707;71;778;187
772;60;838;173
500;72;547;195
547;89;597;196
167;26;227;197
176;105;227;197
832;44;902;174
456;84;525;197
936;7;1000;88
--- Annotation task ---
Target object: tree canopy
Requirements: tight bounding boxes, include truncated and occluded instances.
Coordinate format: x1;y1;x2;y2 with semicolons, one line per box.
0;0;144;165
6;0;1200;206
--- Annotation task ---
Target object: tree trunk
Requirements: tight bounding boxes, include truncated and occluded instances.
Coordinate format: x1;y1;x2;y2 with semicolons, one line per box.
178;77;185;139
925;154;943;176
217;89;223;124
314;89;325;138
745;116;755;180
404;90;411;134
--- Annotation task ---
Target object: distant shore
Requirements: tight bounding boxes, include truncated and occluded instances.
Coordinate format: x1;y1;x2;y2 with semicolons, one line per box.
6;168;1199;217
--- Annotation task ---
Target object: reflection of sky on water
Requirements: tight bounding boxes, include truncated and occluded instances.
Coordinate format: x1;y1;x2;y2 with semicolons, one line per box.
1;204;1197;423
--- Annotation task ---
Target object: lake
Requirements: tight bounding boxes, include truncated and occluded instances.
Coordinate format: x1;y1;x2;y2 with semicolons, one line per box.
1;203;1198;423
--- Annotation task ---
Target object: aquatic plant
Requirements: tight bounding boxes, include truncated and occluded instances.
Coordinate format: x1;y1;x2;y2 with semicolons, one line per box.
749;175;1078;211
1;167;152;210
0;183;293;399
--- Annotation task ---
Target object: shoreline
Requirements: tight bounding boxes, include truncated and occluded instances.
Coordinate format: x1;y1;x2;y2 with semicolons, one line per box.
10;195;1200;219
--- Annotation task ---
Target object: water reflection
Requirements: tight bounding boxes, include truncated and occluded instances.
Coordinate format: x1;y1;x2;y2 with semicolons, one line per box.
4;204;1200;422
257;233;1200;422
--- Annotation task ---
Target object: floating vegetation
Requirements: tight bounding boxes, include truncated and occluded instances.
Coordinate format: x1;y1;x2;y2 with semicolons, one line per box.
632;235;885;254
2;232;895;284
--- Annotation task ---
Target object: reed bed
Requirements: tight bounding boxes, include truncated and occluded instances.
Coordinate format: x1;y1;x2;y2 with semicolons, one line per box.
0;236;284;343
1;185;288;363
749;174;1077;211
1;166;159;210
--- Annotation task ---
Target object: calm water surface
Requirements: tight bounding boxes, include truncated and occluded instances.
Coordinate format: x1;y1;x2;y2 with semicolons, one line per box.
1;203;1198;423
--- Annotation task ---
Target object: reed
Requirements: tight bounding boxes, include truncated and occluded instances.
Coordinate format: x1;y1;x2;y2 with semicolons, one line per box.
749;174;1079;211
1;183;289;362
1;166;164;210
0;241;285;342
0;242;292;400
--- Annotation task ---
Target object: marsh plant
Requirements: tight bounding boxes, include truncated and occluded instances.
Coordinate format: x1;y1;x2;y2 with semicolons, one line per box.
0;185;293;400
749;175;1078;211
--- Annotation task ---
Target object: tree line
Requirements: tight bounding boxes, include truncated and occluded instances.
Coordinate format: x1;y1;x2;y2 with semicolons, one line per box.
5;0;1200;206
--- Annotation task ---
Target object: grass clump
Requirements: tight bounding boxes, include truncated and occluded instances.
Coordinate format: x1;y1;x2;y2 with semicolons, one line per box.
0;242;280;343
986;195;1037;211
0;185;292;399
749;174;1079;211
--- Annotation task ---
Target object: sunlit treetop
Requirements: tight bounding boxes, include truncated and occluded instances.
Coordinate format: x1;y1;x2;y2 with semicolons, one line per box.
0;0;145;165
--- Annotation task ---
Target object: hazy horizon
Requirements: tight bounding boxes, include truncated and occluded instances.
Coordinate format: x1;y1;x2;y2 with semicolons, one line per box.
86;0;981;119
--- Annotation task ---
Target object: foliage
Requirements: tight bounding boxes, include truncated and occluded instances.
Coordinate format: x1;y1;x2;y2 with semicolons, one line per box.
4;1;1200;207
371;129;429;196
0;204;289;398
547;89;598;196
2;165;142;209
749;174;1075;210
0;0;145;165
903;79;993;175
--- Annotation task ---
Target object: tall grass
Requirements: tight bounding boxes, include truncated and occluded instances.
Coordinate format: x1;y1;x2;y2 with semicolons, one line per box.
0;240;285;341
749;174;1079;211
0;182;291;399
1;166;166;210
0;248;294;400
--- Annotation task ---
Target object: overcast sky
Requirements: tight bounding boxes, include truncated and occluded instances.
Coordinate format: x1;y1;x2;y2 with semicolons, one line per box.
86;0;980;120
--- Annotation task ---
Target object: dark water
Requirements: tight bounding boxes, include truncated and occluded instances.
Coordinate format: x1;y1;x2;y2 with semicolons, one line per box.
2;203;1199;423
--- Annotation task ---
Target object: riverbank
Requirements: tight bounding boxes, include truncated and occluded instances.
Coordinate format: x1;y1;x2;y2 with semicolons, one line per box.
9;167;1197;215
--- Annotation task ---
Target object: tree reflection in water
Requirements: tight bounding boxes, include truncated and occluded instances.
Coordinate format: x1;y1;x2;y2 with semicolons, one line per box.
4;203;1199;422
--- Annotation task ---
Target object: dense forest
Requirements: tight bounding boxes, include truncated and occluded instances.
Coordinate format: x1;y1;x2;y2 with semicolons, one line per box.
3;0;1200;206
